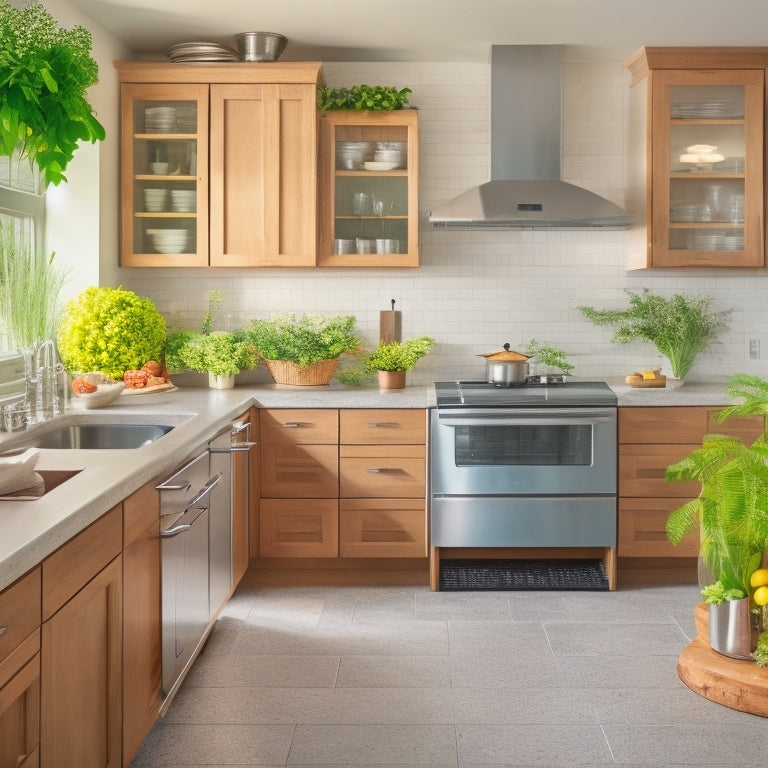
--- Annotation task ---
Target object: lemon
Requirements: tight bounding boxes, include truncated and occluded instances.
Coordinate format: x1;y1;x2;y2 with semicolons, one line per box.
750;568;768;588
753;586;768;606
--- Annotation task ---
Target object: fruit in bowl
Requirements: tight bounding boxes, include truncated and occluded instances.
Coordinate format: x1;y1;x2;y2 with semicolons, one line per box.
72;372;125;408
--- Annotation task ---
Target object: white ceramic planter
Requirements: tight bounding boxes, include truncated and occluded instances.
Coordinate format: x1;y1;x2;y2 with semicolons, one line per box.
208;373;235;389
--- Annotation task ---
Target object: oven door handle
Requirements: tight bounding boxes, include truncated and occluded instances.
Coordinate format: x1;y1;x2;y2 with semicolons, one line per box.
437;408;616;427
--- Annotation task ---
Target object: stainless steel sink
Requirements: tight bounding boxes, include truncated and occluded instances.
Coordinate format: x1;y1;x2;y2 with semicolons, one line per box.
24;423;174;449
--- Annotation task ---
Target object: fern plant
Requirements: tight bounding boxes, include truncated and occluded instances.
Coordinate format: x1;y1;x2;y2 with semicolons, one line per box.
666;374;768;596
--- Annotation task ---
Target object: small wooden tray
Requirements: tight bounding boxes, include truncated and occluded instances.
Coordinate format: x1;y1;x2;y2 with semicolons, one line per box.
625;373;667;388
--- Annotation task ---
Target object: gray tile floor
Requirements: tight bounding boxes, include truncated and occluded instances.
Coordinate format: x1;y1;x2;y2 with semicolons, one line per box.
130;583;767;767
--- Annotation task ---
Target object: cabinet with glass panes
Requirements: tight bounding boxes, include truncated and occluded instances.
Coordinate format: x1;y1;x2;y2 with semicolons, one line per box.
625;48;765;268
120;83;208;267
318;110;419;267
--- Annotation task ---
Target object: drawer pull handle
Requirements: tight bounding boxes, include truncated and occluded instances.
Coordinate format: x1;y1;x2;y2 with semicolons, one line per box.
368;468;403;474
282;422;308;428
0;625;7;637
369;422;399;428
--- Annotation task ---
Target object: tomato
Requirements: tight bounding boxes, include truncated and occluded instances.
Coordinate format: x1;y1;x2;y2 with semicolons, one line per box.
72;377;97;394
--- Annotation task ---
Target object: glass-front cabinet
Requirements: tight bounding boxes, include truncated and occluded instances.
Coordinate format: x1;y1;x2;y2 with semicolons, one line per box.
120;83;209;267
651;70;763;267
318;110;419;267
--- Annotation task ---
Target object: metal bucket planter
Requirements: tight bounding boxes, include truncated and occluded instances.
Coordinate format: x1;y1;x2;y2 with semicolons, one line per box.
709;597;755;660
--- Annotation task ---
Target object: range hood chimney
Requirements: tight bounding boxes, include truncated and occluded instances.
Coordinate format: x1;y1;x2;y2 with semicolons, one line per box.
429;46;632;229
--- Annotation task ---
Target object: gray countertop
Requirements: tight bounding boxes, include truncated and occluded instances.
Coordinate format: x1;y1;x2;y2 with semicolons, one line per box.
0;377;736;592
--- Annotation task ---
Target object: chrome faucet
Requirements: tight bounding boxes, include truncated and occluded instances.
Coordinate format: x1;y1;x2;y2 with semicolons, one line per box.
31;339;60;422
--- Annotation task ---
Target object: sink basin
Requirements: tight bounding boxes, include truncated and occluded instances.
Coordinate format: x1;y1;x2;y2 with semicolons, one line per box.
23;423;174;450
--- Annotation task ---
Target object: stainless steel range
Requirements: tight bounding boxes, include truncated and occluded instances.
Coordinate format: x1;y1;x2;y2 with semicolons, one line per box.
430;379;617;552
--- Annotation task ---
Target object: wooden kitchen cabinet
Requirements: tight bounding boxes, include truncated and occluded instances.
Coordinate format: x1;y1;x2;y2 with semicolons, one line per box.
617;406;764;561
318;110;419;267
122;481;161;767
0;568;41;768
257;408;428;562
41;506;123;768
259;409;339;557
116;62;323;268
625;48;765;268
339;409;427;558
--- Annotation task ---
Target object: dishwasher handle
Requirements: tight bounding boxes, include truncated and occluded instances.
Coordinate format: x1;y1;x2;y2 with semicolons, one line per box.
160;473;221;538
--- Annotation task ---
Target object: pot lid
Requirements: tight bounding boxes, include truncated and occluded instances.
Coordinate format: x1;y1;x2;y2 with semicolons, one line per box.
479;344;531;362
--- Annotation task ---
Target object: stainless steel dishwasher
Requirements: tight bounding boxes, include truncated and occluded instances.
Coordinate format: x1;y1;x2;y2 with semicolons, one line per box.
158;449;221;696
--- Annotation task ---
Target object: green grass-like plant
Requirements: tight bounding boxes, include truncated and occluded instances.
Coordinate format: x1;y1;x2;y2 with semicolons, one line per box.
318;84;412;112
366;336;435;372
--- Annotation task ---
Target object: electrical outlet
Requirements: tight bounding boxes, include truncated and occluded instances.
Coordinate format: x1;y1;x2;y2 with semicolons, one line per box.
749;338;761;360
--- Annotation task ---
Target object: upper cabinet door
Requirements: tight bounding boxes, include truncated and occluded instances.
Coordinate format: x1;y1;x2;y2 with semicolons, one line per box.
649;69;764;268
209;83;318;267
317;110;420;268
120;83;209;267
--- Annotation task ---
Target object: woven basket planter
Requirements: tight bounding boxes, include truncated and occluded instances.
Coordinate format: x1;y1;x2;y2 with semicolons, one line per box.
263;357;339;386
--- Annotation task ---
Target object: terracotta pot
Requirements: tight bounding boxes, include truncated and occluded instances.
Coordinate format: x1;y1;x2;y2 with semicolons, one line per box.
378;370;407;390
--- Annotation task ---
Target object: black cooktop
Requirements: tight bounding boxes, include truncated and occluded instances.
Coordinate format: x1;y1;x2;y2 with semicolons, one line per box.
434;380;618;408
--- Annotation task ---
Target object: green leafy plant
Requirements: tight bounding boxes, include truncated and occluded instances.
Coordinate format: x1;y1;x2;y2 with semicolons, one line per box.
700;581;746;605
753;632;768;667
366;336;435;372
0;1;106;186
578;288;730;380
164;291;257;378
247;314;361;366
0;217;70;348
318;84;412;112
523;339;574;375
666;374;768;597
57;286;166;378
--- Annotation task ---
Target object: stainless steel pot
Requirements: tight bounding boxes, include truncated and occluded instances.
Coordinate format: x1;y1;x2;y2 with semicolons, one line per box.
486;359;529;386
481;343;531;386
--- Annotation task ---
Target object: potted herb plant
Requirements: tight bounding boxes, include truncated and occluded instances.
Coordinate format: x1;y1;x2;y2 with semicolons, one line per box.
666;373;768;659
164;291;257;388
523;340;574;377
578;288;731;383
247;314;361;386
57;286;166;379
317;84;412;112
0;1;106;187
365;336;436;390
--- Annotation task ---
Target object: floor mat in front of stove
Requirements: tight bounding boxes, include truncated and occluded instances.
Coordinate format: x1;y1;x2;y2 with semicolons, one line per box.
438;558;609;591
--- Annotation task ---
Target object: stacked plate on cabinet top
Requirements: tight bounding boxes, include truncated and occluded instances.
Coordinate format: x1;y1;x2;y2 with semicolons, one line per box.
166;41;239;62
145;107;176;133
147;228;188;254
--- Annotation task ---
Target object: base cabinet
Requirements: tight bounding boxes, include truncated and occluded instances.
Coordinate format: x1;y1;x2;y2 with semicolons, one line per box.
618;406;764;561
0;568;41;768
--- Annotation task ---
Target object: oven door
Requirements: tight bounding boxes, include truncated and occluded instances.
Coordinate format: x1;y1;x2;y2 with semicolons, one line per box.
430;406;616;496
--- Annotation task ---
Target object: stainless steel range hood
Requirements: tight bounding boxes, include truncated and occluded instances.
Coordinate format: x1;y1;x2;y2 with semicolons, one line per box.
429;46;632;230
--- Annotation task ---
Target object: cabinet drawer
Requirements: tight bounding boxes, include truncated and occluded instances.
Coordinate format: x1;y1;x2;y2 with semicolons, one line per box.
706;410;764;443
0;568;40;670
619;444;701;498
0;651;39;768
618;497;700;558
339;499;426;558
261;443;338;498
261;409;338;444
42;504;122;621
260;499;338;558
340;409;425;445
619;407;707;444
339;446;425;498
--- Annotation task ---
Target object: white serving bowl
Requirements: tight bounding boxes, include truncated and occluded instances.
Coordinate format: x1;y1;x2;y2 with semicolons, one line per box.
74;381;125;409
